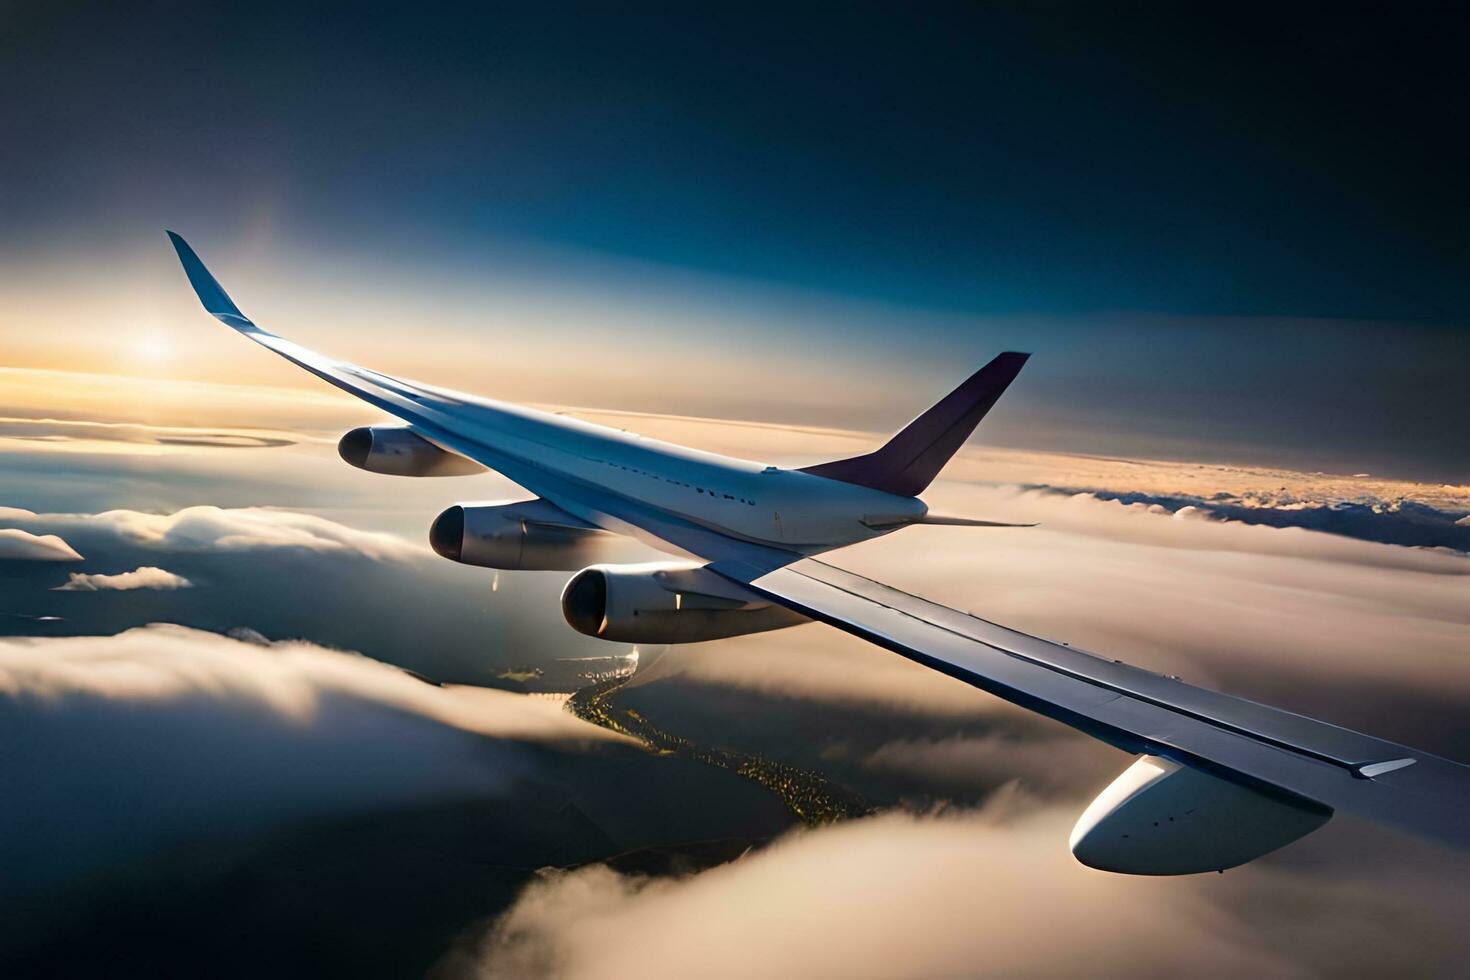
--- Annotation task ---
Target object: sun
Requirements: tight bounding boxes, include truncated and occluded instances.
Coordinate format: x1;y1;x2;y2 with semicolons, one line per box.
132;334;174;364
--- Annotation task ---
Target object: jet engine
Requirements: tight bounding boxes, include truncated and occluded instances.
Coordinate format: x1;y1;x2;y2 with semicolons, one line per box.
430;499;618;570
561;561;807;644
1069;755;1331;875
338;425;484;477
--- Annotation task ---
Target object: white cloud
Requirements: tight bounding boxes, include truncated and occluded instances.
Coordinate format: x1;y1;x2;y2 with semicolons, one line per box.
0;623;624;743
55;565;194;591
94;505;421;558
0;625;630;896
0;504;421;560
459;798;1470;980
0;526;82;561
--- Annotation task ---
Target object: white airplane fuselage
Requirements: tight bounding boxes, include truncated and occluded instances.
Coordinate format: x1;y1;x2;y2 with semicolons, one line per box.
344;364;928;558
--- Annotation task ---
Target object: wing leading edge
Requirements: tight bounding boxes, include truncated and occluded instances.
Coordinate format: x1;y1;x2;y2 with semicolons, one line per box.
165;232;796;567
713;557;1470;853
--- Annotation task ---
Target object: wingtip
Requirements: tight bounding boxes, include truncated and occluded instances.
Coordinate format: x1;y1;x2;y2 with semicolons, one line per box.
164;229;196;264
165;231;248;322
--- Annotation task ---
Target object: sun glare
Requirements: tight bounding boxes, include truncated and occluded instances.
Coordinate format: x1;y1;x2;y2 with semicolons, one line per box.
133;334;174;364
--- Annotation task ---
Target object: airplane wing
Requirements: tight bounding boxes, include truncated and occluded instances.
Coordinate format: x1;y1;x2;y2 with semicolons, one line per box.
711;556;1470;863
166;231;794;565
170;231;1469;871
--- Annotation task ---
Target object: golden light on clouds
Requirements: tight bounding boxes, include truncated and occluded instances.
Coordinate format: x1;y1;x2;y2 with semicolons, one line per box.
0;367;363;432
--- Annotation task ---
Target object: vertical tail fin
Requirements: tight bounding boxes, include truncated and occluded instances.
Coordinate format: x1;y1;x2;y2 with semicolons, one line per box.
799;351;1030;497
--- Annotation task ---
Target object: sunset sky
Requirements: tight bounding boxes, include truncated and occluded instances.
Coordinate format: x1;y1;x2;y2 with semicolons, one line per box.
3;4;1466;480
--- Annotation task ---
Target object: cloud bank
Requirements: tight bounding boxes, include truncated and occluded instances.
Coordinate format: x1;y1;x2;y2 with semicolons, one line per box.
0;623;617;741
459;797;1470;980
0;527;82;561
0;624;625;898
0;500;618;690
55;565;194;591
0;504;420;560
1052;486;1470;552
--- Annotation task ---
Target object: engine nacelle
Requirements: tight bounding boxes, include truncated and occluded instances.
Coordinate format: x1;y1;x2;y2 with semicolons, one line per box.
561;561;808;644
430;499;616;570
1069;755;1331;875
338;425;484;477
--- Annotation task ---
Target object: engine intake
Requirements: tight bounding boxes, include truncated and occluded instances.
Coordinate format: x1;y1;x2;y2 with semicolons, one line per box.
338;425;483;477
561;562;807;644
430;499;616;570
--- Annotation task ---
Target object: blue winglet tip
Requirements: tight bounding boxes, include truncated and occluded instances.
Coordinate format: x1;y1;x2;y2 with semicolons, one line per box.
165;230;245;320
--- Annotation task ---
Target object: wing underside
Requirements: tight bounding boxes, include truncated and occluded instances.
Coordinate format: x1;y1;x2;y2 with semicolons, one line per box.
713;557;1470;851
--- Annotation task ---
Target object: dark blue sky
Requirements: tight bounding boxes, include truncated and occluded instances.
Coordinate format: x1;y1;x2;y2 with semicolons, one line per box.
3;3;1466;478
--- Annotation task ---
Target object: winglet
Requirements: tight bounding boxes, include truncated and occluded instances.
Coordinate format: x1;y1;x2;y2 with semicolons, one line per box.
800;351;1031;497
165;231;256;330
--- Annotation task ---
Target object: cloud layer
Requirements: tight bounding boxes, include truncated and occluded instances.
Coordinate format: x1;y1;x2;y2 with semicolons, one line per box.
0;623;801;976
460;798;1470;980
0;500;625;686
1056;486;1470;552
0;624;625;899
529;467;1470;979
1;391;1466;976
0;623;617;741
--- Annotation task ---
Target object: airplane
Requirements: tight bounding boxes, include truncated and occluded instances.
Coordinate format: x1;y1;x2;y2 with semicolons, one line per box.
167;231;1468;876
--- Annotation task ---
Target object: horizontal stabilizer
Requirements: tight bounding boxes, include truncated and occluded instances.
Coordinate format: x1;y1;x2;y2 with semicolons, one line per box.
800;351;1030;497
